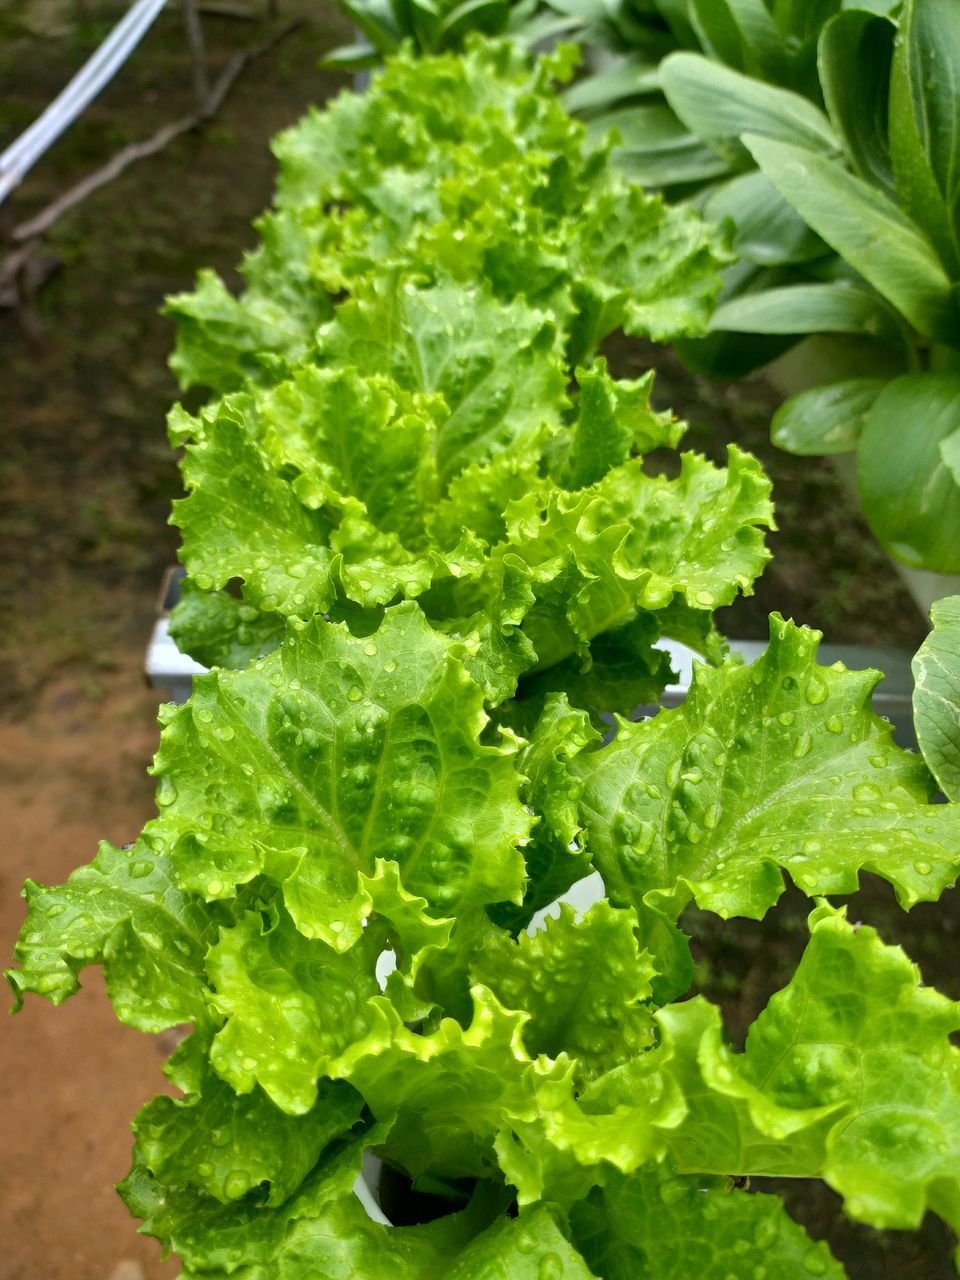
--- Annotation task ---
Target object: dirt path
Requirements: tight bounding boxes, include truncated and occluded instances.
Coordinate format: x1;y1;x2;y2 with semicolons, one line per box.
1;660;179;1280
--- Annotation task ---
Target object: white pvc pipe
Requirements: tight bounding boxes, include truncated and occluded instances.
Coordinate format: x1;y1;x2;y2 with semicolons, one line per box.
0;0;169;205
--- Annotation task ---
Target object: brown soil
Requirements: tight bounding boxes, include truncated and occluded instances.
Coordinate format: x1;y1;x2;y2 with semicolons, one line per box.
0;5;956;1277
1;668;180;1280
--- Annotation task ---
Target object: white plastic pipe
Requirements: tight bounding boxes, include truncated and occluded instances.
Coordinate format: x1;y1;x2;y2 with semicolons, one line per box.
0;0;168;205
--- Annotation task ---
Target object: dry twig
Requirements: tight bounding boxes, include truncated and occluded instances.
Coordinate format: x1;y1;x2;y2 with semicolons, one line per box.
0;18;303;310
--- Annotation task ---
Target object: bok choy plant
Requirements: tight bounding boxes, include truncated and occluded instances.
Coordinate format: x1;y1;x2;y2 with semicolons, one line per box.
557;0;960;575
7;36;960;1280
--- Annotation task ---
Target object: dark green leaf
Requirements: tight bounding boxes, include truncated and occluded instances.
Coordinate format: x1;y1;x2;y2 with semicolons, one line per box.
857;373;960;572
703;170;827;265
889;33;960;279
690;0;791;82
562;57;661;115
661;52;838;153
710;281;901;341
745;133;960;343
818;9;896;195
771;378;888;455
904;0;960;258
913;595;960;802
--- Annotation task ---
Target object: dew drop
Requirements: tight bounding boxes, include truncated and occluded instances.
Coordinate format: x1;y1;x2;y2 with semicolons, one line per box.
805;677;828;705
539;1254;563;1280
825;715;843;734
778;711;795;727
802;1251;828;1276
156;776;178;807
224;1170;250;1199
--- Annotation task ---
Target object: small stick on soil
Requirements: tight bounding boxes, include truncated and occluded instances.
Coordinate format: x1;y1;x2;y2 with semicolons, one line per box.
2;16;303;255
182;0;211;103
198;3;262;19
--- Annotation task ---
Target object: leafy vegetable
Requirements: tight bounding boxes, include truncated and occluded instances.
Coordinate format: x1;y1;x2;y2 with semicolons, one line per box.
913;594;960;801
9;35;960;1280
539;0;960;572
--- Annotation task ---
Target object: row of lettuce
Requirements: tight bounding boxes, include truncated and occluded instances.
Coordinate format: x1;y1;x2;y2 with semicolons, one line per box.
8;37;960;1280
332;0;960;576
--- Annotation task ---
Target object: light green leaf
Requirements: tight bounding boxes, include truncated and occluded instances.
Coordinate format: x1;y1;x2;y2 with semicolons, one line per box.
570;1164;848;1279
567;181;730;357
6;837;212;1031
441;1205;598;1278
313;276;569;487
556;360;683;490
745;132;960;344
165;269;324;394
207;907;382;1113
173;396;340;619
488;694;600;933
495;1041;684;1207
473;901;657;1081
134;1065;363;1206
484;447;772;676
857;372;960;572
575;613;960;922
149;604;529;951
771;378;888;455
124;1127;595;1280
912;594;960;801
334;985;545;1179
169;580;286;670
659;906;960;1236
508;611;678;735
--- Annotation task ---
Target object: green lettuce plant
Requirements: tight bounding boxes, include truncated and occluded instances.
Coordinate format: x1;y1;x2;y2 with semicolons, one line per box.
8;36;960;1279
163;39;735;689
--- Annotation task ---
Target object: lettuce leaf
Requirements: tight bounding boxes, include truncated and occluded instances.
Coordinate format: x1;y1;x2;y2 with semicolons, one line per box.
576;614;960;920
7;836;213;1031
148;603;529;952
569;1165;847;1279
168;40;727;398
656;905;960;1236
